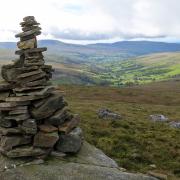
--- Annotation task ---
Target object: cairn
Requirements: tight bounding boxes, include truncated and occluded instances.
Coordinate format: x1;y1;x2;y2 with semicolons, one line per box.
0;16;82;158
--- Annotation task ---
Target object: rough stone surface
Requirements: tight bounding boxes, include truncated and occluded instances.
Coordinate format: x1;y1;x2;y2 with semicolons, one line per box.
21;119;37;135
0;142;157;180
0;136;31;151
56;134;82;153
33;131;59;148
98;108;122;120
58;115;80;134
17;38;36;50
149;114;168;122
30;94;66;120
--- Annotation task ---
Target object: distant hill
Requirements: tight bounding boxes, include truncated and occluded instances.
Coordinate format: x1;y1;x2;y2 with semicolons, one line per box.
0;40;180;85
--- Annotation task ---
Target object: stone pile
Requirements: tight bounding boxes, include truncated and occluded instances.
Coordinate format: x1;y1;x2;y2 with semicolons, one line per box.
0;16;82;159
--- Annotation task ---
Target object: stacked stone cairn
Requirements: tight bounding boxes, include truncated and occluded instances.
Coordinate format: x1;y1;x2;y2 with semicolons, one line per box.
0;16;83;159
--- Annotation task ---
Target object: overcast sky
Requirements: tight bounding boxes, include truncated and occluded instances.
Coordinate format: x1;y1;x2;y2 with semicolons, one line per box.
0;0;180;44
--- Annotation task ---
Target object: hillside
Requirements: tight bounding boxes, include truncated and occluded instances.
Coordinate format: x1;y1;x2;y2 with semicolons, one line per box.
0;40;180;85
59;80;180;179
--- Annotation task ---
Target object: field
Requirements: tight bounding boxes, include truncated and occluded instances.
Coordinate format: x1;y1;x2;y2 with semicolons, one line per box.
59;80;180;179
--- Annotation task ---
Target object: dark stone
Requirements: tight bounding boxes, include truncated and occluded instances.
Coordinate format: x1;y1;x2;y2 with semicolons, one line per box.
0;118;14;128
15;47;47;55
33;131;59;148
0;135;32;151
21;119;37;135
0;91;10;101
58;114;80;134
45;108;71;126
0;82;12;91
4;113;30;122
39;124;58;133
0;127;22;135
3;146;46;158
30;94;66;120
23;16;35;22
23;78;47;87
15;27;41;38
56;134;82;153
9;109;28;115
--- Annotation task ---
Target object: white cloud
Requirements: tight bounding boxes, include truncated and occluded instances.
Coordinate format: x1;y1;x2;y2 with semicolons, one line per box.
0;0;180;43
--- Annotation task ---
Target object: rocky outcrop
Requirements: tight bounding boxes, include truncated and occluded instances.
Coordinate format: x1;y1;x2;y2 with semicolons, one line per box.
0;141;157;180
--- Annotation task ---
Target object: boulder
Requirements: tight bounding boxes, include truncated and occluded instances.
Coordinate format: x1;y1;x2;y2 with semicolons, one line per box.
0;141;157;180
169;121;180;128
30;94;67;120
98;108;122;120
149;115;168;122
56;133;82;153
33;131;59;148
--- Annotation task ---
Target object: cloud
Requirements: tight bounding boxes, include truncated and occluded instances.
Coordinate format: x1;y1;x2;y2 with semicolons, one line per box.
0;0;180;43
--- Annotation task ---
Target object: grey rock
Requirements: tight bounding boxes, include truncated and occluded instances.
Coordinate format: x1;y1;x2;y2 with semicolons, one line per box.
15;27;41;38
69;127;83;137
56;134;82;153
169;121;180;128
0;127;22;135
17;38;36;50
0;136;31;151
45;108;71;126
15;47;47;55
3;146;46;158
58;114;80;134
149;114;168;122
21;119;37;135
98;108;122;120
33;131;59;148
0;142;157;180
5;113;30;122
30;94;66;120
0;82;12;91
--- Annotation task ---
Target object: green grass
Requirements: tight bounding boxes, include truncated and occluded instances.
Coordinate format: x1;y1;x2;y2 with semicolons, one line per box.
59;80;180;179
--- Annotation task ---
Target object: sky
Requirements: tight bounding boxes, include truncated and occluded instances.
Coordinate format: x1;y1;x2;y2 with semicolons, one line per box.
0;0;180;44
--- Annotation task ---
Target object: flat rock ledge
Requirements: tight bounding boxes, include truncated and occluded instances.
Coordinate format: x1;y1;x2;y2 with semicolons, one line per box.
0;141;157;180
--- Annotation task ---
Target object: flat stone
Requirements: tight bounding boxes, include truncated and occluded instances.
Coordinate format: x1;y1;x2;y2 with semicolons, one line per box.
148;172;168;180
17;38;36;50
3;146;46;158
14;86;45;92
15;47;47;55
33;131;59;148
23;16;35;22
17;72;47;84
30;94;66;120
15;86;54;96
15;27;41;38
58;115;80;134
1;136;31;151
5;113;30;121
0;118;14;128
1;65;22;82
22;26;40;32
24;61;45;67
24;78;47;87
45;108;71;126
50;151;66;157
0;82;12;91
9;109;28;115
39;124;58;133
5;95;45;102
0;127;22;135
0;106;28;111
17;69;43;79
21;119;37;135
0;102;29;108
0;91;10;101
56;133;82;153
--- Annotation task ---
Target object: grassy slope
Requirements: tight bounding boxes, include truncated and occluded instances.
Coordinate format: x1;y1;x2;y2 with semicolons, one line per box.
99;52;180;86
0;48;180;86
59;80;180;179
